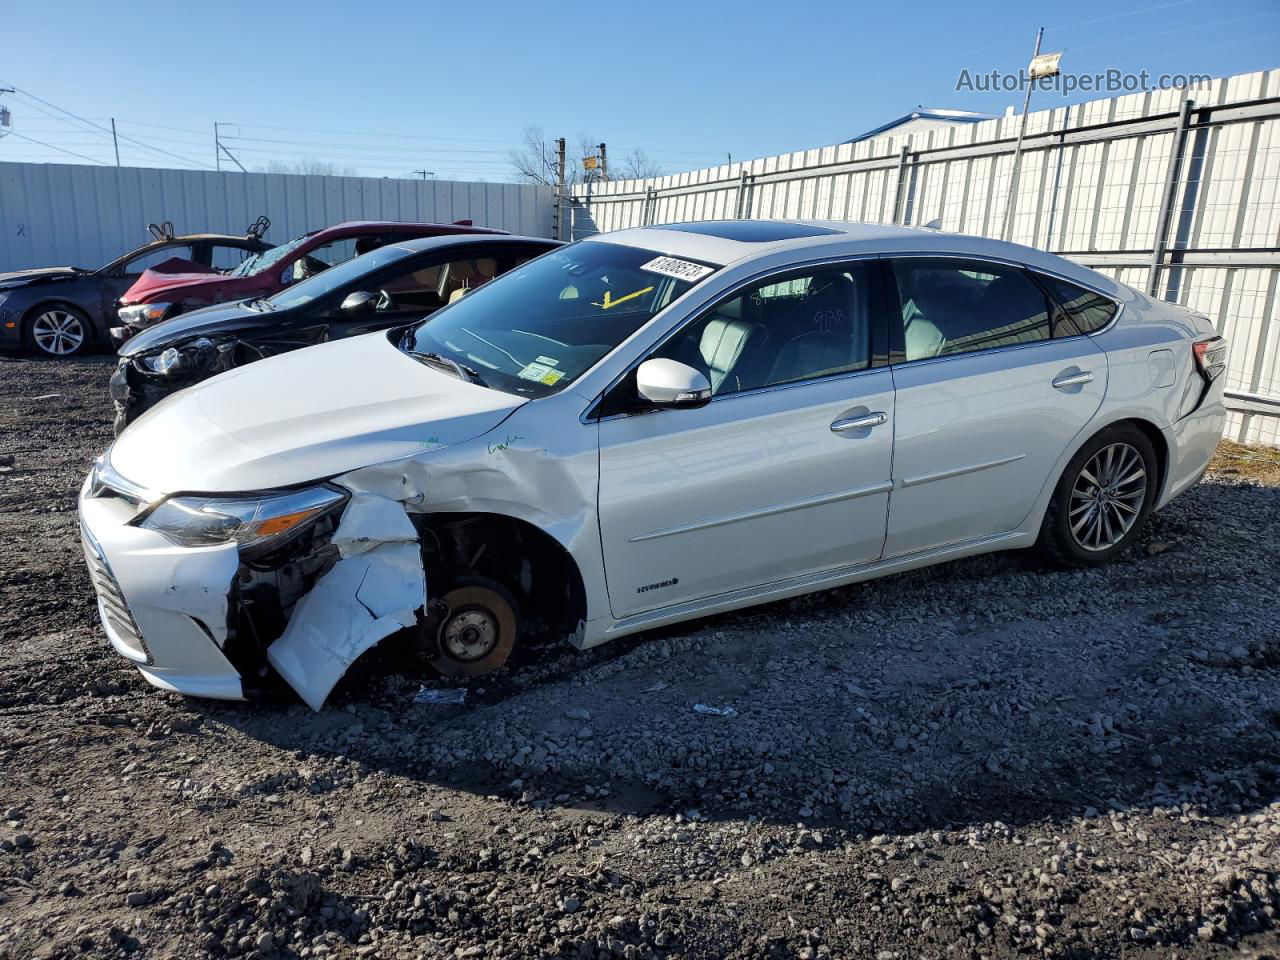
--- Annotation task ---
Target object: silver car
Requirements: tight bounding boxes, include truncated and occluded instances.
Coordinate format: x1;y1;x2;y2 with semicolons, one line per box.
78;220;1228;709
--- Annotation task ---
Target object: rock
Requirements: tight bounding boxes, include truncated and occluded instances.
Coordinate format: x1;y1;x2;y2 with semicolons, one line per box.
562;896;582;914
1229;645;1248;659
565;707;592;721
893;736;910;751
125;891;150;907
13;833;32;849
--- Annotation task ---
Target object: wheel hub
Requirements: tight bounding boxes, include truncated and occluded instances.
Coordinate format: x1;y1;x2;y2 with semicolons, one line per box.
440;607;499;661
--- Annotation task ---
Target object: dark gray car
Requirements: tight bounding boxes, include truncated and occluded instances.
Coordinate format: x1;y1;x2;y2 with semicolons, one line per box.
0;225;273;357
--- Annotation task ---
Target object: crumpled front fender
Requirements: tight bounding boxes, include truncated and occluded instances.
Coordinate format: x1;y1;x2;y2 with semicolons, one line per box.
266;493;426;711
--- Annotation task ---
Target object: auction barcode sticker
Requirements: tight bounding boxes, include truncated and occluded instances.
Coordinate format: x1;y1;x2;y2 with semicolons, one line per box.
640;256;714;283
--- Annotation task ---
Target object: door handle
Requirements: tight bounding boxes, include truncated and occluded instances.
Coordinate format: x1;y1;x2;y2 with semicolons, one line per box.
831;412;887;433
1052;370;1095;389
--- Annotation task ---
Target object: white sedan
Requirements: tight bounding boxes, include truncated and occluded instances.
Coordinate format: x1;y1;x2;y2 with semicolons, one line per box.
78;220;1228;709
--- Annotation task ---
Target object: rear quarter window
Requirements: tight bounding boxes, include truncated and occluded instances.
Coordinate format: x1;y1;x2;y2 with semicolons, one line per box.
1038;274;1118;336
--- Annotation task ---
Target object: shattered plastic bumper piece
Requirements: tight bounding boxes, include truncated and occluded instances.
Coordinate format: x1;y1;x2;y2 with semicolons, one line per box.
267;494;427;711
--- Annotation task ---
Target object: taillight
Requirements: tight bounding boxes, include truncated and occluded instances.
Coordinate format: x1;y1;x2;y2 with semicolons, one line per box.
1192;336;1227;383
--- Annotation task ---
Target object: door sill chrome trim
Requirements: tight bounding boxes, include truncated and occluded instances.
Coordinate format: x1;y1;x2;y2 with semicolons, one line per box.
607;530;1029;636
899;453;1026;489
627;481;894;543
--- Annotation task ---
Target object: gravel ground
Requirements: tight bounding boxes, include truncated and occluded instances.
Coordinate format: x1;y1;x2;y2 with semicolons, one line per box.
1;353;1278;960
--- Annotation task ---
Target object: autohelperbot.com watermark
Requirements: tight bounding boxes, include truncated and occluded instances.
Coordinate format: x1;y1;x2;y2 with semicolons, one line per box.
956;68;1212;97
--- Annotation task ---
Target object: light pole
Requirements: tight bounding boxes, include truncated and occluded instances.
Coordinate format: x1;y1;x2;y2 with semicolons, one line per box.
1002;29;1061;241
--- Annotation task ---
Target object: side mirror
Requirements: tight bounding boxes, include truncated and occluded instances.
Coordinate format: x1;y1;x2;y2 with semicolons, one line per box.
635;358;712;409
279;266;293;286
340;290;377;313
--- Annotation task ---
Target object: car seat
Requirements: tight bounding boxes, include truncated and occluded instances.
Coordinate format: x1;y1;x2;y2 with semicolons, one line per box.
766;275;860;384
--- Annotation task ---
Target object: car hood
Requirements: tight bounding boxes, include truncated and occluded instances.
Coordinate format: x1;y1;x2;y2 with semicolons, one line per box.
120;267;232;305
110;332;525;493
119;300;259;356
0;267;85;289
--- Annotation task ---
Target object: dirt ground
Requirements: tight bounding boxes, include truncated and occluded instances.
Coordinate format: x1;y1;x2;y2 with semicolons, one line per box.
1;353;1278;960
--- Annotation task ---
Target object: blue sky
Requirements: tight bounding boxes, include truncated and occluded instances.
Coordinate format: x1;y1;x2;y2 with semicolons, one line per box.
3;0;1276;180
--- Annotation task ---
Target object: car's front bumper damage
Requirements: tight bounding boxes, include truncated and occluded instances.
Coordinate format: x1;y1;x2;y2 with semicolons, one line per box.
110;346;237;433
79;492;244;700
78;477;427;710
266;494;426;710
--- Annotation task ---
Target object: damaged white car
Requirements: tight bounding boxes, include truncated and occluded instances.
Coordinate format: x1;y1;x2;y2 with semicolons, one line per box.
79;220;1227;709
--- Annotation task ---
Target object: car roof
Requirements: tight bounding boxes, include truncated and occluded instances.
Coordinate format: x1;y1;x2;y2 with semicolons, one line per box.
310;220;508;239
169;233;268;243
586;219;1121;295
387;234;561;255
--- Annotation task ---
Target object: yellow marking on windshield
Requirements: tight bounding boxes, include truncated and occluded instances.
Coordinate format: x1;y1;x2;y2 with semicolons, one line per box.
593;285;654;310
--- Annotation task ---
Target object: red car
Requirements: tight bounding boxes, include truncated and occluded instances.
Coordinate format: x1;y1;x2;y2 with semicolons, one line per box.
113;219;505;339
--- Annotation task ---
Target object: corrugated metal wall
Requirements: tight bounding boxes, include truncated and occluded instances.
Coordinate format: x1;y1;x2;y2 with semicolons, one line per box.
570;69;1280;446
0;162;554;273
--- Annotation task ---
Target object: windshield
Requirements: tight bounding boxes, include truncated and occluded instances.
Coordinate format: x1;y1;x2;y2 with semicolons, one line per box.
265;244;415;310
231;231;315;277
401;242;718;398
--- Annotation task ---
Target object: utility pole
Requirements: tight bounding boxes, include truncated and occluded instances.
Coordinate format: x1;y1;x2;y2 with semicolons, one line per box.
110;118;120;166
213;122;246;173
1002;27;1043;241
597;142;608;181
413;169;435;180
555;137;567;241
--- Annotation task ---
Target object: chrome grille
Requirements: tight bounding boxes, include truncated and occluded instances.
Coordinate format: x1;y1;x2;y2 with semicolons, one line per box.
81;525;151;663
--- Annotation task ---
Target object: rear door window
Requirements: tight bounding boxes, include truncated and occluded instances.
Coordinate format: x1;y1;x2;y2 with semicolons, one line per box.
890;259;1052;362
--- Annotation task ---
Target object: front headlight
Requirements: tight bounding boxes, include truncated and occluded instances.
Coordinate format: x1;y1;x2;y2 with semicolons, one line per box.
135;485;348;553
119;302;172;327
138;337;215;376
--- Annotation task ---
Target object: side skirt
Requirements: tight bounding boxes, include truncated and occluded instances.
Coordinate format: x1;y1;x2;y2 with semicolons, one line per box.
590;530;1032;645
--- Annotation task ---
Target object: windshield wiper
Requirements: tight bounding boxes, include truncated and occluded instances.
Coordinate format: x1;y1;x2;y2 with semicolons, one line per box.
243;298;274;312
405;349;489;387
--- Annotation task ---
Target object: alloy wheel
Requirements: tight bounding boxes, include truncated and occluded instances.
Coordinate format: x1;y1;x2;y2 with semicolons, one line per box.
31;309;86;356
1069;442;1148;552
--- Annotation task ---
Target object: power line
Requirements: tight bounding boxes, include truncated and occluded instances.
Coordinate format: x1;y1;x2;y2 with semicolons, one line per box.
5;131;108;165
1055;9;1280;55
220;121;523;145
221;133;511;155
4;87;217;169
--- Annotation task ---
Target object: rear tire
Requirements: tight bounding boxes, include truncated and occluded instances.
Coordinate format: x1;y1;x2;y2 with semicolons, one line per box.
429;577;518;677
1037;423;1159;567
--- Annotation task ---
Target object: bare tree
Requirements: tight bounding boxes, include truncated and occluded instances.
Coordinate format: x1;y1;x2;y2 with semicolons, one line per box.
618;147;663;181
509;129;665;184
509;126;570;187
255;159;360;177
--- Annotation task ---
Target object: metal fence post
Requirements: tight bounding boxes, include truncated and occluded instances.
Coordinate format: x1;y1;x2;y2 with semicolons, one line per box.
1148;98;1196;298
891;145;911;225
735;169;749;219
